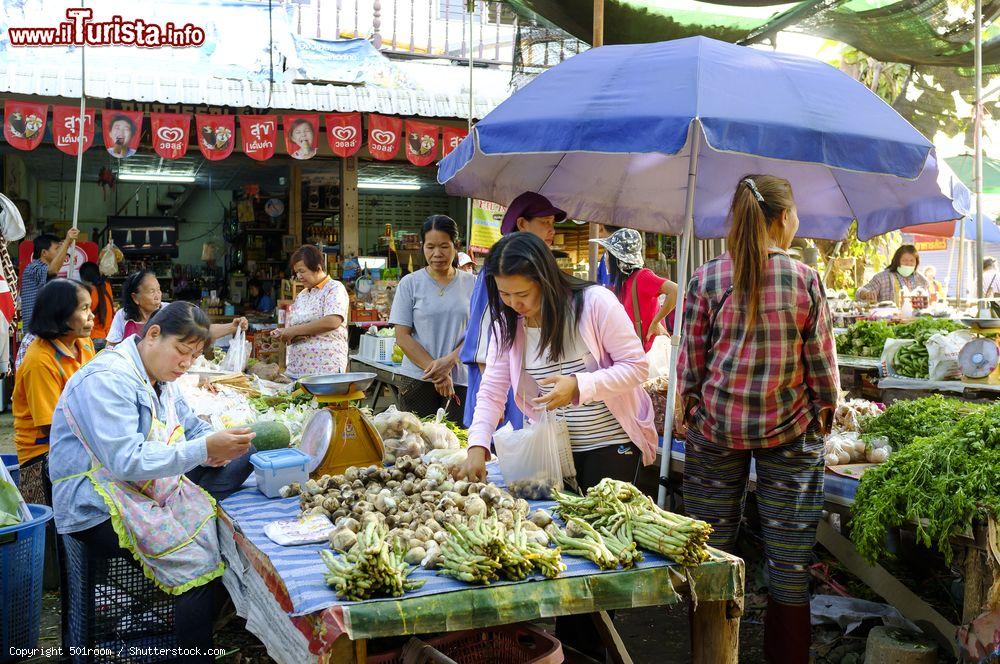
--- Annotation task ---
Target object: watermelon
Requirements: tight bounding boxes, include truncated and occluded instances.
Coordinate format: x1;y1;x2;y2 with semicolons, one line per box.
249;421;291;451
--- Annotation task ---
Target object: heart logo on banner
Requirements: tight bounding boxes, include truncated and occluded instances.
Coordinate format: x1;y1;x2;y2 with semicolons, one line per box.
332;126;357;142
157;127;184;143
372;130;395;145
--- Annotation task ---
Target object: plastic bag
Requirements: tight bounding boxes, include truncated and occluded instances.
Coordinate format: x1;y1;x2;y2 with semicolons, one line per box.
879;338;921;378
383;430;425;465
372;406;423;440
927;330;974;381
493;409;565;500
646;335;672;382
98;237;121;276
420;408;460;450
220;327;251;373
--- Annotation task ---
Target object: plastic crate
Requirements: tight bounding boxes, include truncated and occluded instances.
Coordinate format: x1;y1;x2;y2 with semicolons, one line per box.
359;334;396;364
60;535;179;663
367;623;564;664
0;504;53;663
1;454;19;488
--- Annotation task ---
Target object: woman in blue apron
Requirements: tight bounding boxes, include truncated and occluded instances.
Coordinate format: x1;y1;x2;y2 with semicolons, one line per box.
48;302;257;659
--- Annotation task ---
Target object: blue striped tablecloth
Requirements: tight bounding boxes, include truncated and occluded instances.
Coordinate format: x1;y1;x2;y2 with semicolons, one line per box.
221;467;683;618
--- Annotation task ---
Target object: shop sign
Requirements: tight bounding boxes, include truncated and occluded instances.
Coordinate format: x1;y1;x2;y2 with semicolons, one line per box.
52;105;95;155
3;101;47;151
368;114;402;161
325;113;362;157
470;199;505;252
441;126;468;158
240;115;278;161
405;120;439;167
103;110;143;159
197;114;236;161
151;113;191;159
284;114;320;160
912;234;948;252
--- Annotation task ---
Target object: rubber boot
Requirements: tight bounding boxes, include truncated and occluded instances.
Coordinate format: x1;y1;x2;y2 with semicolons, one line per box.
764;595;812;664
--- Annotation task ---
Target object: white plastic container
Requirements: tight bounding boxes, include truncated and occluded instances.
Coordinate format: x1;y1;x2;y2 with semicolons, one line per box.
250;448;310;498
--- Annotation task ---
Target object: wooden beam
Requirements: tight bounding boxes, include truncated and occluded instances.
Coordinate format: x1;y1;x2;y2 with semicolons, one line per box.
288;163;303;247
690;600;739;664
816;519;960;657
340;156;359;259
592;0;605;47
591;611;634;664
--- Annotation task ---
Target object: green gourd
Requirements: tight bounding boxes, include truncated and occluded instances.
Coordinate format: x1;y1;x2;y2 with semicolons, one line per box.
249;421;291;451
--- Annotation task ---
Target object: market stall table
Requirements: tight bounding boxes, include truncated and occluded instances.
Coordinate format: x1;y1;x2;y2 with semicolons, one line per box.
349;355;407;411
216;469;745;664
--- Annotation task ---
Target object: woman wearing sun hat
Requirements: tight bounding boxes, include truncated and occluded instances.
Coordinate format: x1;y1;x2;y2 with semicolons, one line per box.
459;192;568;431
592;228;678;352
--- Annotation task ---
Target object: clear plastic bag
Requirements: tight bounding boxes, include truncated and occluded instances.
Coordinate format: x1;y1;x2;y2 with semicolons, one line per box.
382;430;426;465
493;409;565;500
420;408;460;450
220;327;251;373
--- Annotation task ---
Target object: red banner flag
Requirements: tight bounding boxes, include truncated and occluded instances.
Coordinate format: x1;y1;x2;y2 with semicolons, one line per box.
240;115;278;161
52;105;95;155
283;114;319;160
103;110;143;159
196;114;236;161
4;101;47;151
405;121;439;167
150;113;190;160
367;114;402;161
441;126;469;158
324;112;362;158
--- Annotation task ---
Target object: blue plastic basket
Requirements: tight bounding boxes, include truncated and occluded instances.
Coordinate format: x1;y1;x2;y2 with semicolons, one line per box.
0;504;53;663
1;454;19;488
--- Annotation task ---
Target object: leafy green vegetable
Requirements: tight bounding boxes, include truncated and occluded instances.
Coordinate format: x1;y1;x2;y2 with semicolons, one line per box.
0;480;23;527
836;320;894;358
249;392;313;413
851;402;1000;564
246;358;259;369
860;395;982;450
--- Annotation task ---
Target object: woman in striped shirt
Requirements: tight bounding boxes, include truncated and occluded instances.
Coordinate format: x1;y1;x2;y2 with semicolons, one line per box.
678;175;839;664
461;232;657;490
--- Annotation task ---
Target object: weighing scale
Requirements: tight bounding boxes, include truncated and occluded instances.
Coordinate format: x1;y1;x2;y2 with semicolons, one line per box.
298;373;384;478
958;320;1000;384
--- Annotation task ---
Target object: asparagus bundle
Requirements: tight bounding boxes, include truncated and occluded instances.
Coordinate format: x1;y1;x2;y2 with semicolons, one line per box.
546;518;619;570
320;520;426;600
439;516;565;584
555;479;712;567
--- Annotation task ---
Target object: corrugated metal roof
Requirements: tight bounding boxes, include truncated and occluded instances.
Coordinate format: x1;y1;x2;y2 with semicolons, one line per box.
0;61;506;120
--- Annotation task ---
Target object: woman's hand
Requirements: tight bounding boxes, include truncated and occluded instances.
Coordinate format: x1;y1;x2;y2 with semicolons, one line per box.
231;317;249;333
433;375;456;399
271;327;298;342
533;375;579;410
457;446;488;482
206;427;256;461
423;352;458;383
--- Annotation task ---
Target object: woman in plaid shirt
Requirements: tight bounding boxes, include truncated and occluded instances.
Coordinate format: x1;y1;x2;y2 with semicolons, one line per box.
678;175;839;664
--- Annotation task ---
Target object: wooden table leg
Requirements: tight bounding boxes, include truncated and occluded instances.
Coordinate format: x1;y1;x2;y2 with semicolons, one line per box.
591;611;634;664
327;637;367;663
691;600;740;664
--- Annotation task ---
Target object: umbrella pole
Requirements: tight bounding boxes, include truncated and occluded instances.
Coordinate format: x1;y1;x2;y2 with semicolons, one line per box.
657;119;701;510
69;8;86;279
587;0;605;280
975;0;984;313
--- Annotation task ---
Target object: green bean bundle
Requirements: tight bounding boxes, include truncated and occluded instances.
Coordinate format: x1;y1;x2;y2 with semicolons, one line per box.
320;520;425;600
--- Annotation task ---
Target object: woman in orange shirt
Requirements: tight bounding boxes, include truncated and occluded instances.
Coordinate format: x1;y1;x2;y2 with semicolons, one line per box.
80;262;114;350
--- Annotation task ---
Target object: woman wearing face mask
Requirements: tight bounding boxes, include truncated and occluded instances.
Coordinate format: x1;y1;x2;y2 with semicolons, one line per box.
678;176;839;664
856;245;928;304
390;215;476;421
48;302;257;661
460;192;568;431
106;270;246;347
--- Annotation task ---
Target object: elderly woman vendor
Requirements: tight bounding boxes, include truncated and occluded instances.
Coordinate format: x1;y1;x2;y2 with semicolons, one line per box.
48;302;257;658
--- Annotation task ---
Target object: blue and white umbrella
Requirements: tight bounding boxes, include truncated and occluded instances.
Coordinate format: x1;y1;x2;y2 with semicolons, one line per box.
438;36;963;506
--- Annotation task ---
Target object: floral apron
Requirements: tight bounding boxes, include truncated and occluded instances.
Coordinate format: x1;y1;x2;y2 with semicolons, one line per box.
55;345;224;595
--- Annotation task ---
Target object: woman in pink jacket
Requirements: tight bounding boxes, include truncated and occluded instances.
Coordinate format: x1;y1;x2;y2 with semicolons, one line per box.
461;232;658;489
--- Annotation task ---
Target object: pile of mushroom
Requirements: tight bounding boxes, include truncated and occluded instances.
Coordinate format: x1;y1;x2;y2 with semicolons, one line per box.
281;456;549;568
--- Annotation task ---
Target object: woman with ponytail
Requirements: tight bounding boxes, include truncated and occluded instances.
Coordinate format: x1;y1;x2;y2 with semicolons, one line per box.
677;175;839;664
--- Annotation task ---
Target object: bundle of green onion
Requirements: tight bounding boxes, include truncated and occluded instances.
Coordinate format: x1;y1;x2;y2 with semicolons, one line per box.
320;520;425;600
439;515;565;584
555;479;712;567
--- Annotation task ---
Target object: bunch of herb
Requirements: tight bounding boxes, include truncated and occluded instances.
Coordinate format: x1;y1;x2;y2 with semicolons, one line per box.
851;403;1000;564
836;320;894;358
859;395;982;450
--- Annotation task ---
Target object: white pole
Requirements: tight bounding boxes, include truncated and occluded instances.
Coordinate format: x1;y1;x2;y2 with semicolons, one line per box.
466;3;474;246
69;6;86;279
975;0;984;314
657;119;701;509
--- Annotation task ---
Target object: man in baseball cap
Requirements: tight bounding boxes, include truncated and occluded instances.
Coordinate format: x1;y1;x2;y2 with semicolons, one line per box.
457;252;476;273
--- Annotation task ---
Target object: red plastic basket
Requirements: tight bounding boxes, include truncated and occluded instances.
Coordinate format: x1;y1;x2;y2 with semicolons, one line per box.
367;623;564;664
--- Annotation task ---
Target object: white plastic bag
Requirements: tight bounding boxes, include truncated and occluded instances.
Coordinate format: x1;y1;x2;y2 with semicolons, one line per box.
220;327;251;373
879;338;918;378
493;409;565;500
98;238;120;276
927;330;974;381
420;408;460;450
646;335;672;382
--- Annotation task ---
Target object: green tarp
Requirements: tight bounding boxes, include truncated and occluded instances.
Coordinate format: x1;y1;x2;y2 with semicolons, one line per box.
946;155;1000;194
